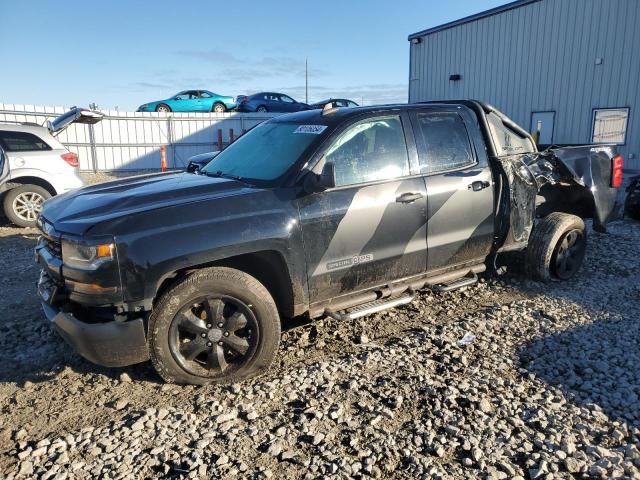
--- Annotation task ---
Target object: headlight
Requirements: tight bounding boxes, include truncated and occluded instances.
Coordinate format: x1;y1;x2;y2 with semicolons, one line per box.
61;239;115;269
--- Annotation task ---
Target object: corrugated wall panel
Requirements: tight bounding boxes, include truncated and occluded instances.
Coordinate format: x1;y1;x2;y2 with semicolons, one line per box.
409;0;640;170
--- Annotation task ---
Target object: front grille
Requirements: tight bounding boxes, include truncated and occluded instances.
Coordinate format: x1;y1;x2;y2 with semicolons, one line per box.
43;236;62;259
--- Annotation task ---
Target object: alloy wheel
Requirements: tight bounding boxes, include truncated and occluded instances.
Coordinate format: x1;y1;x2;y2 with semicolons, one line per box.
552;229;585;280
168;295;259;378
12;191;45;222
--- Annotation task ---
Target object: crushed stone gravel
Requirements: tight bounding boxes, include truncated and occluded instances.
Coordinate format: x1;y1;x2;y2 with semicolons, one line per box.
0;178;638;479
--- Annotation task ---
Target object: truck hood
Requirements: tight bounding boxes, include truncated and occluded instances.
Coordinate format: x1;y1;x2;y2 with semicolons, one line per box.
41;172;253;235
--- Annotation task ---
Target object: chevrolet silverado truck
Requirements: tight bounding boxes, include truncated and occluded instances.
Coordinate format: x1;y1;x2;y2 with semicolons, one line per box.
35;101;623;385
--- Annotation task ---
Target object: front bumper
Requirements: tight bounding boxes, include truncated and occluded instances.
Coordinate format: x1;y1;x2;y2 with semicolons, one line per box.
41;301;149;367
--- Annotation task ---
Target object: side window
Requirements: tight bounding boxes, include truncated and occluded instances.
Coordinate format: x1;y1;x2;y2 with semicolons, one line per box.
414;112;474;174
347;101;358;107
280;95;295;103
325;116;410;187
199;91;212;99
175;93;190;100
0;131;51;152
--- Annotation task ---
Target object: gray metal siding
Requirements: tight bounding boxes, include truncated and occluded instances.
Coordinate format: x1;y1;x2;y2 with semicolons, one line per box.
409;0;640;170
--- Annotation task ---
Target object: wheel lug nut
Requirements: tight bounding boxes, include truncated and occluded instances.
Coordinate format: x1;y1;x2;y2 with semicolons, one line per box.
217;322;224;328
201;333;207;338
206;324;212;328
218;341;223;346
223;331;229;337
207;342;212;347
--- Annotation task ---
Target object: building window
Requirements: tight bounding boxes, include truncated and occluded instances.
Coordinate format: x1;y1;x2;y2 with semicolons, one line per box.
592;108;629;145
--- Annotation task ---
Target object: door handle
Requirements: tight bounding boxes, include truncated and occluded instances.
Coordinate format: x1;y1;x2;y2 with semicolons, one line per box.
468;181;490;192
396;192;423;203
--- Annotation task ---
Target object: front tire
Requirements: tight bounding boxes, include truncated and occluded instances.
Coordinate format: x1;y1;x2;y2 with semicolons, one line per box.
155;104;171;113
149;267;281;385
526;212;587;282
212;103;226;113
3;185;51;227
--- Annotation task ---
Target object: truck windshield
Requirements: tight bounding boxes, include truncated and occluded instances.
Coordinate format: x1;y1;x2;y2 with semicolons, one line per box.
201;122;322;183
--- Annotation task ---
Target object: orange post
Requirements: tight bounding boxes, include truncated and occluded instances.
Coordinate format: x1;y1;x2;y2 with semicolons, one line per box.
160;145;168;172
229;128;235;144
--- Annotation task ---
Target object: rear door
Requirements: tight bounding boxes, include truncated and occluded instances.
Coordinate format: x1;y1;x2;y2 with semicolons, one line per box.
409;108;494;273
297;113;428;303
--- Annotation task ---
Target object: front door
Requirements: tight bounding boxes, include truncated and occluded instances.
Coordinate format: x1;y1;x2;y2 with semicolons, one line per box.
297;114;428;302
530;111;555;145
410;109;494;273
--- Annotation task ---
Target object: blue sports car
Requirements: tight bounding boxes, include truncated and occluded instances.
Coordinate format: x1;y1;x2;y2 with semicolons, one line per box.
137;90;237;113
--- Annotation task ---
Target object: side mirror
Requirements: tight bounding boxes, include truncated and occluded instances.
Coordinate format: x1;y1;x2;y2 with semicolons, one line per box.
304;161;336;193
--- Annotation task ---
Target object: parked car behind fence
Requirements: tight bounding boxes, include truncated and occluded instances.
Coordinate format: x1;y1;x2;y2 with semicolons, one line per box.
236;92;309;113
137;90;236;113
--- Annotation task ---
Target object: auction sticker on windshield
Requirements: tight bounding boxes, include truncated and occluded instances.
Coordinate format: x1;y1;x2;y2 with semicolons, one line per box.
294;125;327;134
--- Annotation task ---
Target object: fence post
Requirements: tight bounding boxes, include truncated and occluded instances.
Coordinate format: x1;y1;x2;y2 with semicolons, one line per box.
229;128;234;144
217;129;223;150
87;123;98;172
167;117;174;168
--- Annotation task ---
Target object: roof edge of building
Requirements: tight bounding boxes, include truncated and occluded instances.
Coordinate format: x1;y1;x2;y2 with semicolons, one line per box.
408;0;542;40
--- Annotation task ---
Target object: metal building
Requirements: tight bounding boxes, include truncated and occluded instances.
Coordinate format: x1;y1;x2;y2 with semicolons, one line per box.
408;0;640;171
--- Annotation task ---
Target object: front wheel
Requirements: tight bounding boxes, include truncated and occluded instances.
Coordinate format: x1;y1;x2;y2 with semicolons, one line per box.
149;267;281;385
526;212;587;282
3;185;51;227
155;104;171;113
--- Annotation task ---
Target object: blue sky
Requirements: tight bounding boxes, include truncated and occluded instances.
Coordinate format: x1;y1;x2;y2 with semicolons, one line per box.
0;0;505;110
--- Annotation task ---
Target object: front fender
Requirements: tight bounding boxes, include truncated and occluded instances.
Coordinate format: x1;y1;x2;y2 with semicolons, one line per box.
102;189;308;310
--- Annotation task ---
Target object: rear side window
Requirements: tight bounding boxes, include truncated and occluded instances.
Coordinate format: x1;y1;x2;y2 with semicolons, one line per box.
413;112;474;174
0;131;51;152
486;112;535;156
325;116;410;186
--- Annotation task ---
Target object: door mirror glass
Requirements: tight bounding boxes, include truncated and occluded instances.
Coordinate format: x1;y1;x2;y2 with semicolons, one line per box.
304;161;336;193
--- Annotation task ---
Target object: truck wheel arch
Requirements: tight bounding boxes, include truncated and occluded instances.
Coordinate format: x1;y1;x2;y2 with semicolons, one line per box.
153;250;299;319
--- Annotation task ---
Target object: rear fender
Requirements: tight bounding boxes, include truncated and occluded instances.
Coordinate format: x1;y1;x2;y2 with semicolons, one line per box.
533;145;620;232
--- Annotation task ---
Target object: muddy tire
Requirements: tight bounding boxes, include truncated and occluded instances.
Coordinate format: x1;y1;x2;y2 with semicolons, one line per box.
3;184;51;227
149;267;280;385
526;212;587;282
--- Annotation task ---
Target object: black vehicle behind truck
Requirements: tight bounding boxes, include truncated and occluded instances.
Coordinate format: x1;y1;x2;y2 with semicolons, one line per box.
35;101;623;385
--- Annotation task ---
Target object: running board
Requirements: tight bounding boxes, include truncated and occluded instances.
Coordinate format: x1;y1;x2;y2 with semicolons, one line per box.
433;273;478;293
325;293;415;321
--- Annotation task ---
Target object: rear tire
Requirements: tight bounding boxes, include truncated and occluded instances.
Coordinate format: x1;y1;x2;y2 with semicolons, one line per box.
256;105;268;113
624;176;640;220
3;185;51;227
526;212;586;282
212;103;226;113
149;267;281;385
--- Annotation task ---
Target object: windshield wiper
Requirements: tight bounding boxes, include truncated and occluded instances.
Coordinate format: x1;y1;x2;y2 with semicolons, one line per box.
206;170;245;182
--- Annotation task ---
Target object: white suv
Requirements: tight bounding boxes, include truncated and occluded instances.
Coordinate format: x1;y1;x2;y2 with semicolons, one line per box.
0;108;103;227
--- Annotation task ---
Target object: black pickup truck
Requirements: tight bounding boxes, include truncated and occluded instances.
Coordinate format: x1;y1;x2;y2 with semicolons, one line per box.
35;101;623;385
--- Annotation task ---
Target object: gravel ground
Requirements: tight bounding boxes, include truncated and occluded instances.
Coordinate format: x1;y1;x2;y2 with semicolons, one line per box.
0;178;639;478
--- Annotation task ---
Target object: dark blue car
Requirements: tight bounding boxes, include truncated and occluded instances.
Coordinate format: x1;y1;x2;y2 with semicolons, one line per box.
236;92;309;113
